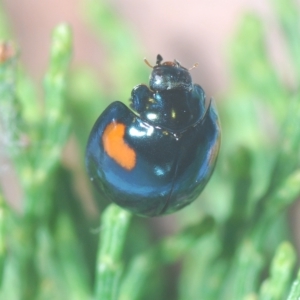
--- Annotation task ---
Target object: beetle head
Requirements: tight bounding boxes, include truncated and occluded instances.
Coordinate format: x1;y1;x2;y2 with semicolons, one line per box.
146;54;193;92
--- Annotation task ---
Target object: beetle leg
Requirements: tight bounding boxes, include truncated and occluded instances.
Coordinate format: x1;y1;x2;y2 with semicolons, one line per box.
129;84;152;114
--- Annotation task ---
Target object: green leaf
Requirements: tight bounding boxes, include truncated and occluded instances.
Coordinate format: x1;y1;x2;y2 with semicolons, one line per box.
94;205;132;300
258;242;296;300
286;269;300;300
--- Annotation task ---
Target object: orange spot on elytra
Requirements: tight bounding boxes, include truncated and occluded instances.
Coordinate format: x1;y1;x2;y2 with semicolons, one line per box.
102;122;136;170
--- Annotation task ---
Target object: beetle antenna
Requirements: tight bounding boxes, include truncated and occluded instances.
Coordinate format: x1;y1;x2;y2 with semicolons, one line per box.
189;63;199;71
144;58;154;68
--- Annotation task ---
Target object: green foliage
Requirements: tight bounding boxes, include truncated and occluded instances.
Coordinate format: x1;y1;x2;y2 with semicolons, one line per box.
0;0;300;299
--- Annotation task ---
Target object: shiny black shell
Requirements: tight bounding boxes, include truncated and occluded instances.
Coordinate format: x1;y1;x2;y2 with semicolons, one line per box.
86;54;221;217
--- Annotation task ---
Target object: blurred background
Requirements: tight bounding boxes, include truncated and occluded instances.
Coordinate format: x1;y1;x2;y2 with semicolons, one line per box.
0;0;300;299
2;0;288;94
1;0;296;229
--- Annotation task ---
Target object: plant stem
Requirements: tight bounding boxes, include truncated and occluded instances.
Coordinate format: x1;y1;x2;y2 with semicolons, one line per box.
94;204;132;300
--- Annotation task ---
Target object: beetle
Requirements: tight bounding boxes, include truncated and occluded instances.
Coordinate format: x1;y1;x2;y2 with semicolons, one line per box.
85;54;221;217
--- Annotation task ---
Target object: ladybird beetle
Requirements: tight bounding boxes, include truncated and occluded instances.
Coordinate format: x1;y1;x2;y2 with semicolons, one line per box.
86;54;221;217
